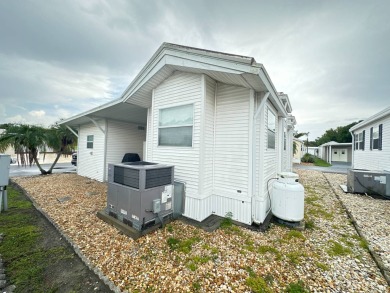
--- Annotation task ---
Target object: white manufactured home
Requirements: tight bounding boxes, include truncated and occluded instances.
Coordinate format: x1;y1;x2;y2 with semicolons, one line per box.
60;43;296;225
292;138;306;164
350;106;390;171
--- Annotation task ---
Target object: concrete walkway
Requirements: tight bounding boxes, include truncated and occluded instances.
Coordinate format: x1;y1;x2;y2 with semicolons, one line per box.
293;162;351;174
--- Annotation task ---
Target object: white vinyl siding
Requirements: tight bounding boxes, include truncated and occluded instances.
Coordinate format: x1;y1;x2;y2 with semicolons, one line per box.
202;76;216;196
105;120;146;181
150;72;202;199
213;84;250;198
263;102;279;190
354;116;389;171
78;121;106;181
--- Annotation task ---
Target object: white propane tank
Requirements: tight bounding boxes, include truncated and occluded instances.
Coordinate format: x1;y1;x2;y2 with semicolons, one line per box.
271;172;304;222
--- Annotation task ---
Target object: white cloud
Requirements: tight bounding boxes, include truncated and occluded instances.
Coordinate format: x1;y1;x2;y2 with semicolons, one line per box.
29;110;46;117
0;0;389;140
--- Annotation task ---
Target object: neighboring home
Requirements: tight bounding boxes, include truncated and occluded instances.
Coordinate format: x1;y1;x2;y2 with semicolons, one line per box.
318;141;352;164
349;106;389;171
307;147;319;157
60;43;296;226
293;138;307;163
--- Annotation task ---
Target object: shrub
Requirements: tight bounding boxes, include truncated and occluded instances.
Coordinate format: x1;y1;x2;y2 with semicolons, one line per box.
301;153;314;163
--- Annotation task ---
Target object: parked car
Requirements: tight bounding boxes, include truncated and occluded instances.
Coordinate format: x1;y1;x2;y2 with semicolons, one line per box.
71;153;77;166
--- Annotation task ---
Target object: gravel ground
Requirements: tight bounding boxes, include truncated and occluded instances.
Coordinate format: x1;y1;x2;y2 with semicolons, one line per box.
323;173;390;276
13;172;389;293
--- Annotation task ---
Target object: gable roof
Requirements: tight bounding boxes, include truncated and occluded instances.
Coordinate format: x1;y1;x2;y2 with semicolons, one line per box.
319;141;352;147
60;43;290;127
350;106;390;132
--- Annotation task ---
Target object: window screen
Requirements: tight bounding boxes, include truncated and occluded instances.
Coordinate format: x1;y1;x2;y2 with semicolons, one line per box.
159;104;193;147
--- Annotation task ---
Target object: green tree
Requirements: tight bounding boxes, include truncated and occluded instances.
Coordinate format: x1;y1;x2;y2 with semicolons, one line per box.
314;121;361;146
0;123;77;175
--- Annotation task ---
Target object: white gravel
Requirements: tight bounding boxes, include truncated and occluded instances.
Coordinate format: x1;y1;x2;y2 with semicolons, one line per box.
324;172;390;275
12;171;390;292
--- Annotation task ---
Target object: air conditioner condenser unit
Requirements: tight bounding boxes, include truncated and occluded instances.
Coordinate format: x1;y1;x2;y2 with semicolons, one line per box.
347;169;390;198
107;161;174;231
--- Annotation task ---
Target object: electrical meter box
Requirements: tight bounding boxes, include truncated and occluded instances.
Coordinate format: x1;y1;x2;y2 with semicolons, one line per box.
0;154;11;186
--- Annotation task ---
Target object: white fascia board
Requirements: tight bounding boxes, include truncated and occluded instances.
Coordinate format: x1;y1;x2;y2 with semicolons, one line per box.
258;67;288;118
165;43;254;65
350;106;390;132
58;99;123;125
120;45;261;103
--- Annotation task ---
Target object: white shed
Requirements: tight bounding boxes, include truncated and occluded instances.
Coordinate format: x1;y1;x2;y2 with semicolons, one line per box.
60;43;296;225
350;106;390;171
318;141;352;163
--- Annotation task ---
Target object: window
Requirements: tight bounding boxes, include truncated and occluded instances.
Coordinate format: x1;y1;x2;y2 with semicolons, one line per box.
267;108;276;149
158;104;193;147
371;126;379;149
354;131;364;150
370;124;383;150
87;135;94;149
283;128;287;151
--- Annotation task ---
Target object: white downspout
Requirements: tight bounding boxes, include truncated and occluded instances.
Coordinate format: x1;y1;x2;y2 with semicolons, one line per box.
350;130;354;169
251;92;270;224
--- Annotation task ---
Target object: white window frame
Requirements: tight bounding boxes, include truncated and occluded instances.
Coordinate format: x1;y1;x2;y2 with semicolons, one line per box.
372;126;379;150
355;132;363;150
158;103;194;147
267;107;276;150
87;135;94;149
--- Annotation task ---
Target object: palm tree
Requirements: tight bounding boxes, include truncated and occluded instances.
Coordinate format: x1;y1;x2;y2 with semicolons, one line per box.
45;124;77;174
0;123;77;175
294;131;310;154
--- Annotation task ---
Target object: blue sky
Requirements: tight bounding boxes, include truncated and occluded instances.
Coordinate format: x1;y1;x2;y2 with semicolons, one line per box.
0;0;389;140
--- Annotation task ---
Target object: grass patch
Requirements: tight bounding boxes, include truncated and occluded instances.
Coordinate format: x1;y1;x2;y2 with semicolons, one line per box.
315;261;330;271
285;280;309;292
307;207;333;220
192;281;201;291
186;255;211;271
286;251;307;265
0;186;74;292
258;245;281;260
220;212;233;229
304;219;315;229
167;236;200;254
284;230;306;241
246;276;272;293
304;194;321;205
327;240;352;256
351;235;369;250
340;235;354;248
313;157;331;167
166;224;174;233
245;237;255;251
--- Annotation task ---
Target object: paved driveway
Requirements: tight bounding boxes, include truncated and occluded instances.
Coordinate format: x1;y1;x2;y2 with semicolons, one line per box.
9;163;76;177
293;162;351;174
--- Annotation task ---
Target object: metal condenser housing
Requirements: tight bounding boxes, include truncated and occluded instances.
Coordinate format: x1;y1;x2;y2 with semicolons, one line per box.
107;161;174;231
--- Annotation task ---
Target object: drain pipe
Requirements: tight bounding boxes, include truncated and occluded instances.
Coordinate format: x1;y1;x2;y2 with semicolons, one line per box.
350;129;355;169
252;92;270;224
